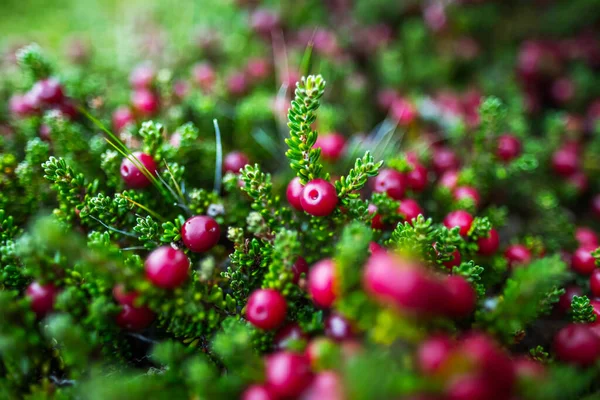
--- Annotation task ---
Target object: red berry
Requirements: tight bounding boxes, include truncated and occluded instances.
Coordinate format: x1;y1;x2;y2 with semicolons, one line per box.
592;194;600;219
9;93;37;117
324;313;354;341
446;375;493;400
144;246;190;289
368;204;385;230
575;227;598;247
439;247;461;270
250;9;280;37
131;89;158;116
567;171;588;193
308;259;337;308
30;78;64;105
390;98;417;125
112;106;135;132
129;64;155;89
173;80;189;99
265;352;313;398
246;289;287;330
551;147;579;177
274;323;307;350
120;152;157;189
443;210;473;237
369;241;384;254
291;257;309;284
513;357;545;380
116;304;155;331
227;72;248;96
300;179;338;217
571;246;596;275
301;371;344;400
496;134;522;162
591;270;600;297
504;244;532;268
398;199;423;223
224;151;250;173
313;133;346;162
432;147;459;174
245;58;271;81
406;162;428;192
477;229;499;256
181;215;220;253
554;324;600;366
557;285;583;314
444;275;476;317
241;384;276;400
551;77;575;104
438;170;459;191
26;282;59;317
453;186;480;208
417;335;453;375
191;62;215;92
286;177;305;211
372;168;406;200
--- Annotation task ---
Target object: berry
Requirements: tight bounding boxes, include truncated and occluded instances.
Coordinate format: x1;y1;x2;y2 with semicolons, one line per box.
444;275;476;317
241;385;276;400
551;147;579;177
406;162;428;192
571;247;596;275
372;168;406;200
324;313;354;341
224;151;250;173
181;215;220;253
274;323;307;350
250;9;280;37
513;357;545;380
567;171;588;193
246;289;287;330
144;246;190;289
438;170;459;191
120;152;157;189
313;133;346;162
504;244;532;268
227;72;248;96
439;247;461;270
26;282;59;317
553;324;600;366
398;199;423;223
368;204;385;230
30;78;64;105
173;80;189;99
291;257;309;284
369;241;384;254
557;285;583;314
443;210;473;237
592;194;600;219
417;335;453;375
191;62;215;92
265;352;313;398
245;58;271;81
496;134;522;162
300;179;338;217
308;259;337;308
453;186;480;208
286;177;304;211
9;94;37;117
116;304;155;331
591;270;600;297
432;147;459;174
477;228;500;256
301;371;344;400
131;89;158;116
129;64;155;89
112;106;135;132
390;98;417;125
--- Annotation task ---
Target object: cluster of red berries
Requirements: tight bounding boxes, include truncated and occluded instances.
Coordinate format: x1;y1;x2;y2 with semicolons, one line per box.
286;177;338;217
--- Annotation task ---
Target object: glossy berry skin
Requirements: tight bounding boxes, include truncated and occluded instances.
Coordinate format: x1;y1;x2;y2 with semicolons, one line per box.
308;259;336;308
438;170;459;191
324;313;354;341
406;162;428;192
300;179;338;217
313;133;346;162
417;335;453;375
112;106;135;132
241;384;276;400
129;64;155;89
398;199;423;223
265;352;313;398
274;323;307;350
496;134;522;162
131;89;158;116
224;151;249;173
301;371;344;400
453;186;480;208
446;375;493;400
116;304;155;331
286;177;304;211
291;257;309;284
557;285;583;314
26;282;59;318
181;215;220;253
246;289;287;330
576;227;599;248
440;248;461;270
444;276;476;317
372;168;406;200
504;244;532;268
554;324;600;366
477;228;500;256
551;147;579;177
30;78;64;105
432;147;459;174
513;357;546;381
144;246;190;289
571;247;596;275
443;210;473;237
120;152;157;189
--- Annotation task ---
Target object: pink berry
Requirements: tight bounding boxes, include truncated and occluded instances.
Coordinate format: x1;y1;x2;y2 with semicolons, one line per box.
438;170;459;191
286;177;304;211
443;210;473;237
554;324;600;366
406;162;428;192
291;257;309;284
9;94;37;117
417;335;453;375
191;62;215;92
246;289;287;330
129;64;155;89
390;98;417;125
131;89;159;116
551;147;579;177
453;186;480;207
245;58;271;81
369;241;384;254
227;72;248;96
300;179;338;217
324;313;354;341
265;352;313;398
504;244;532;268
250;9;280;37
224;151;250;174
496;134;522;162
120;152;157;189
575;227;598;248
438;247;461;270
372;168;406;200
432;147;459;174
444;275;476;317
308;259;337;308
313;133;346;162
571;247;596;275
112;106;135;132
557;285;583;314
368;204;385;230
274;323;307;350
567;171;588;194
398;199;423;223
144;246;190;289
477;229;499;256
181;215;220;253
591;270;600;297
26;282;59;317
30;78;64;105
241;384;276;400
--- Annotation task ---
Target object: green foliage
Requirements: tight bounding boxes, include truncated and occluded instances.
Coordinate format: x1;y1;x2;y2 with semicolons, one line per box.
571;295;597;324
